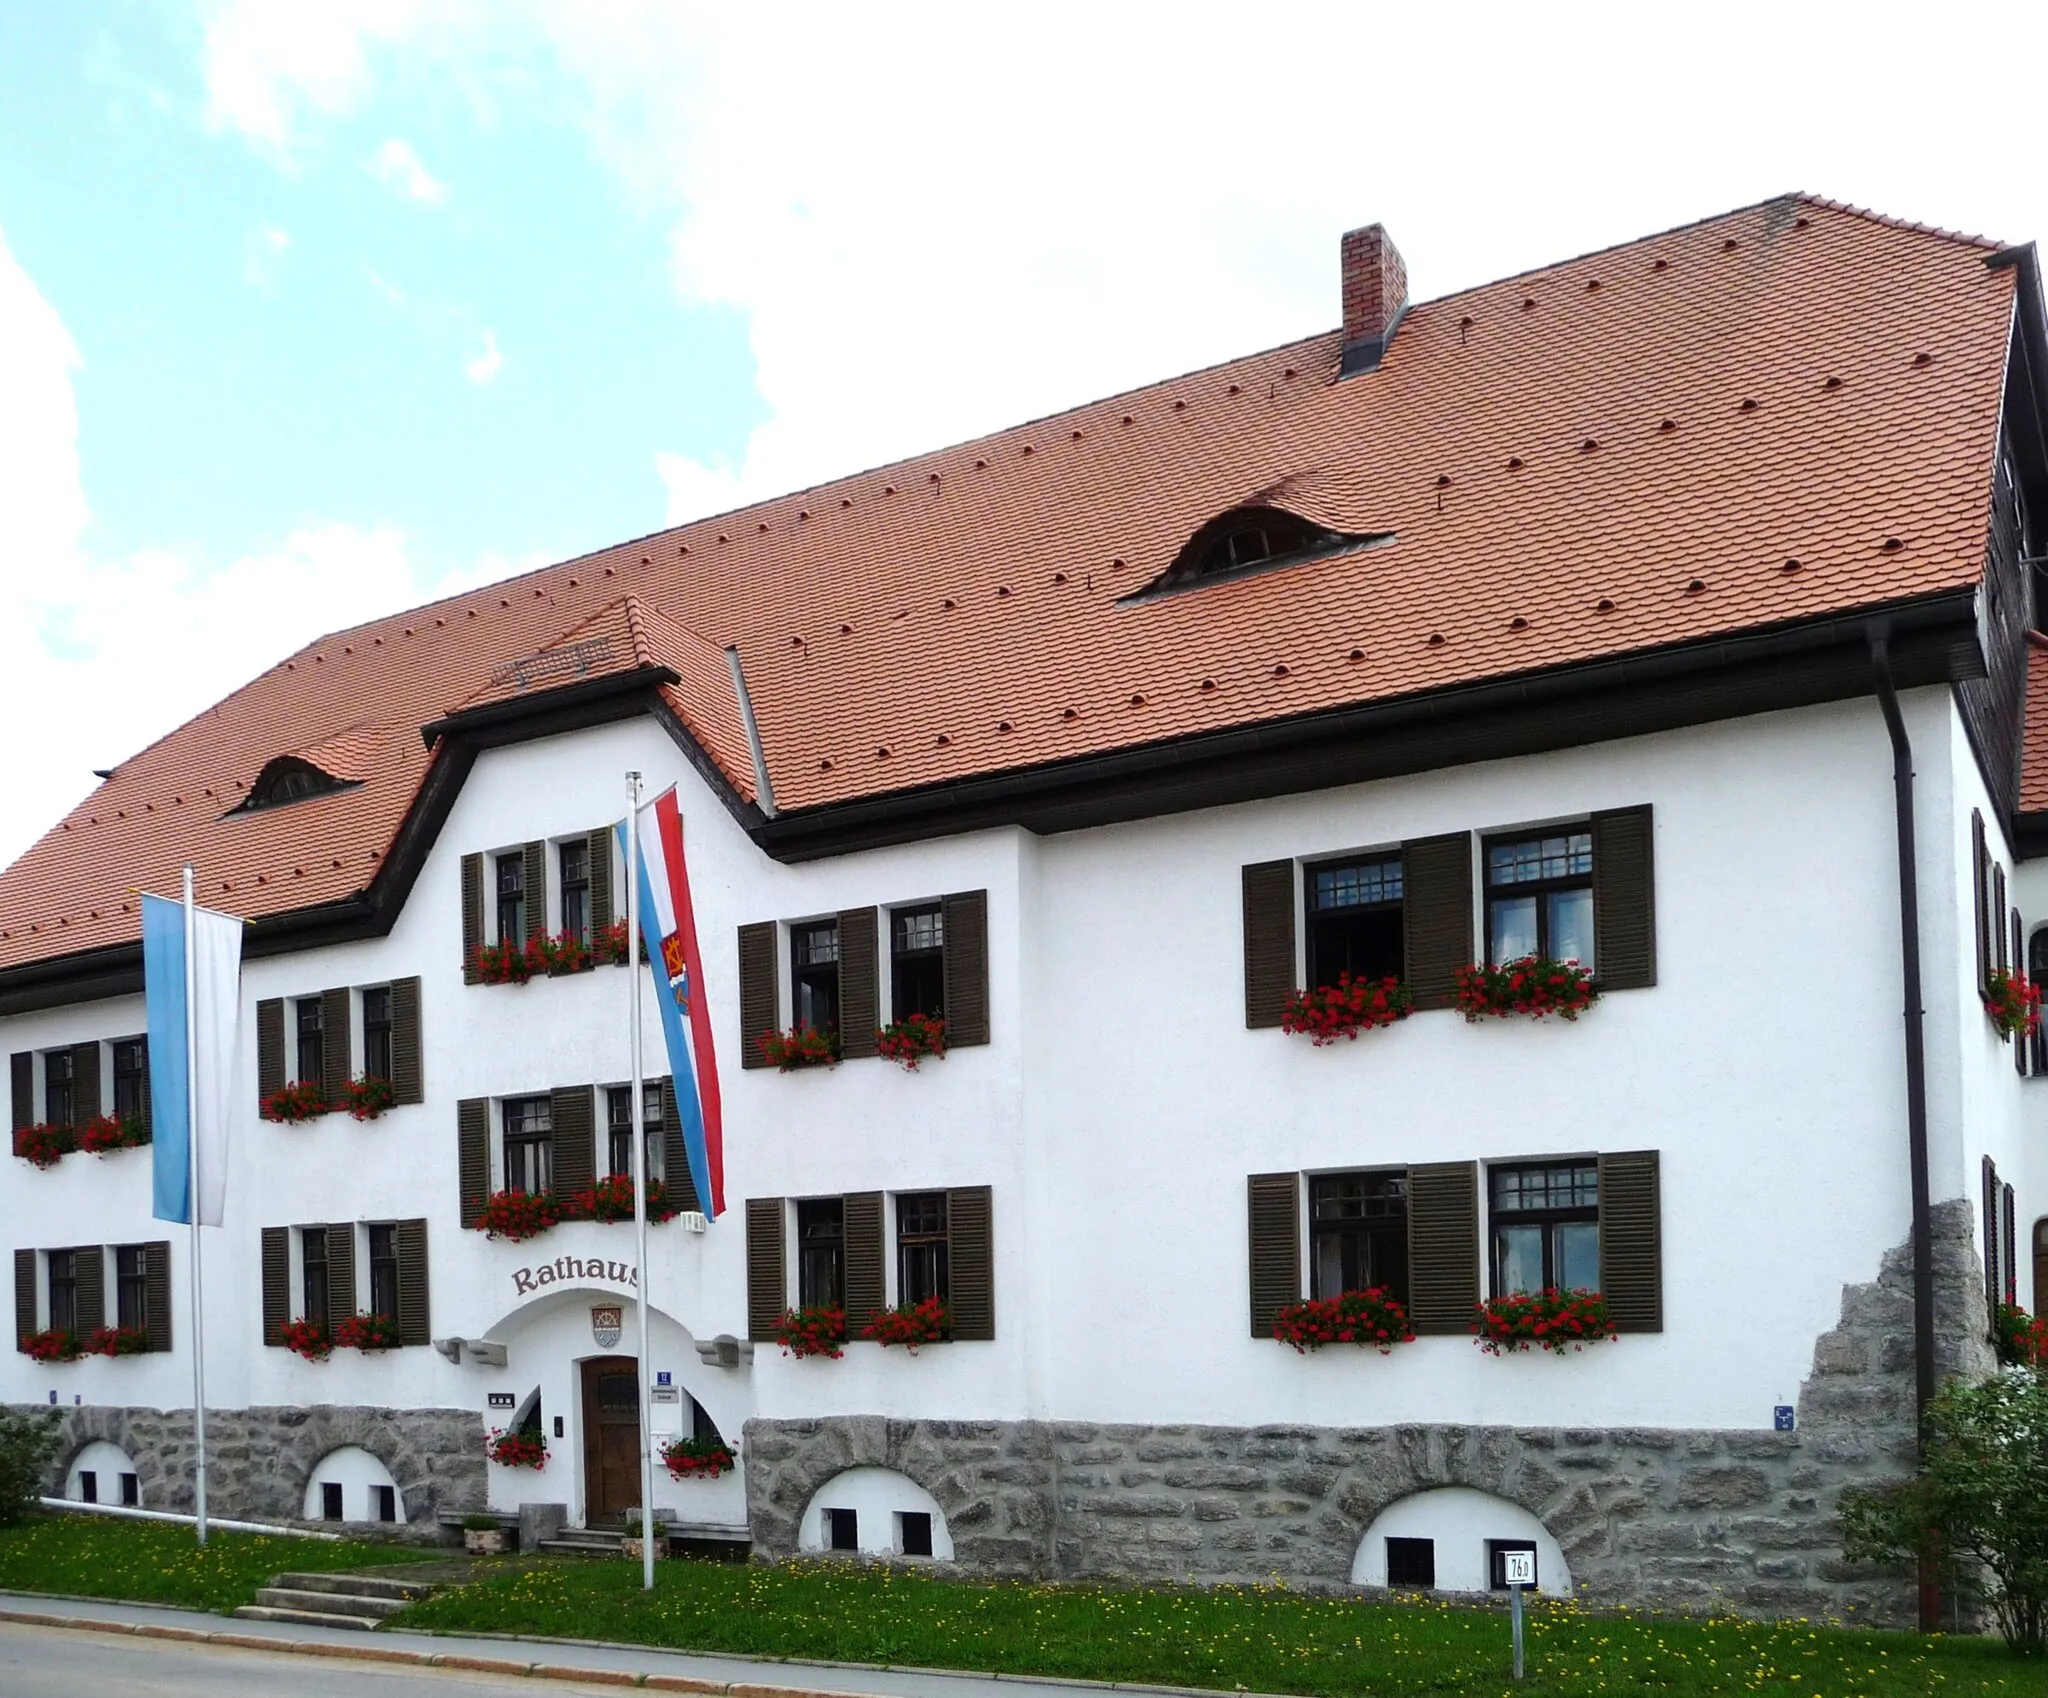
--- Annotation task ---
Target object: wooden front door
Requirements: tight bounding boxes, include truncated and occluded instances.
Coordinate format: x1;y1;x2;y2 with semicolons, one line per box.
580;1356;642;1526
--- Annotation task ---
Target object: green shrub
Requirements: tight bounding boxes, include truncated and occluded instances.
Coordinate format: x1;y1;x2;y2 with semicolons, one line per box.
462;1512;504;1531
0;1407;64;1525
1841;1368;2048;1654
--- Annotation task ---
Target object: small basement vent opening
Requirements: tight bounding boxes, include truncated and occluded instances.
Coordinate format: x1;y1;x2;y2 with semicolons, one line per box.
1353;1486;1569;1595
799;1467;953;1561
1129;505;1393;601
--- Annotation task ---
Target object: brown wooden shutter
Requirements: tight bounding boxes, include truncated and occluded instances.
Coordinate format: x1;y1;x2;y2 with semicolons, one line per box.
1591;804;1656;989
1403;834;1475;1010
457;1098;491;1228
13;1248;35;1346
11;1052;32;1131
844;1191;885;1327
144;1241;172;1352
74;1246;105;1334
946;1184;995;1341
2004;1184;2019;1306
1241;861;1297;1028
746;1197;786;1339
321;987;352;1102
1246;1172;1301;1337
395;1218;430;1344
522;840;548;944
255;998;284;1110
838;908;879;1059
1973;811;1990;994
389;976;423;1104
1598;1150;1662;1332
550;1085;596;1201
327;1224;357;1320
70;1044;101;1123
737;922;779;1069
587;826;615;934
942;889;990;1046
658;1078;700;1211
260;1227;289;1345
461;851;485;983
1995;866;2009;974
137;1042;153;1137
2035;1218;2048;1315
1407;1161;1480;1334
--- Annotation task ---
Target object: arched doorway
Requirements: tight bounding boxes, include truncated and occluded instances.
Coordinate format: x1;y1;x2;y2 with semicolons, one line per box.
581;1355;642;1525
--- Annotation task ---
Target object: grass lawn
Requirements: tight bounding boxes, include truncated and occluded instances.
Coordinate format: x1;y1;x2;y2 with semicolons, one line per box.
0;1512;431;1612
401;1558;2039;1696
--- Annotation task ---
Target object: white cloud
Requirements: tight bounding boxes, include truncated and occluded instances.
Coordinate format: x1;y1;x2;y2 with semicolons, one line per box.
369;136;446;204
243;224;291;289
198;0;437;158
0;222;518;866
464;326;502;385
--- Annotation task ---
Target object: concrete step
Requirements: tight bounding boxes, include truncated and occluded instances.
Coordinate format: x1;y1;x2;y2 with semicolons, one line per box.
251;1586;410;1620
270;1572;436;1602
538;1533;627;1557
230;1604;379;1631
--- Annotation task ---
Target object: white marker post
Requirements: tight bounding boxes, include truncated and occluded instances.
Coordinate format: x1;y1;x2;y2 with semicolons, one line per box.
1503;1547;1535;1679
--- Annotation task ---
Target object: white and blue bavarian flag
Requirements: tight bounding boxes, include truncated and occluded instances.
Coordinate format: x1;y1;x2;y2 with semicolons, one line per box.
142;893;243;1226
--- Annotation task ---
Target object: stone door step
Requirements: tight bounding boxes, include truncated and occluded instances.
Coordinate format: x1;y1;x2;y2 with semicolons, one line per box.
231;1603;381;1631
248;1586;410;1620
270;1572;436;1602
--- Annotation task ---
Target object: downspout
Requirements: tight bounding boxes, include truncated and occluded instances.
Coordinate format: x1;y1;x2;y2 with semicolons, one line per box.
1867;626;1939;1633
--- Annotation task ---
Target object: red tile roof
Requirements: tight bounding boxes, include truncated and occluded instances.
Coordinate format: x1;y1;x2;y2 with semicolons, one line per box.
0;193;2022;971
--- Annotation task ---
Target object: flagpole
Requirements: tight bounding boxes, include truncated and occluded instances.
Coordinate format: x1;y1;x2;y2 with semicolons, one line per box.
627;772;656;1592
182;865;209;1547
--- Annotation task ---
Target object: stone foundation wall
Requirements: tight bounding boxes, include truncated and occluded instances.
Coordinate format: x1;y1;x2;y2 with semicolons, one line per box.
744;1200;1995;1623
16;1403;486;1530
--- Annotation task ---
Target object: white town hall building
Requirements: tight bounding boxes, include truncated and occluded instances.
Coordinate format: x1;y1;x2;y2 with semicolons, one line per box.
5;193;2047;1619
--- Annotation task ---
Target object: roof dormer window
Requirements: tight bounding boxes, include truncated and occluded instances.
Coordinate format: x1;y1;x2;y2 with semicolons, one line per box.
1128;505;1393;602
230;757;357;815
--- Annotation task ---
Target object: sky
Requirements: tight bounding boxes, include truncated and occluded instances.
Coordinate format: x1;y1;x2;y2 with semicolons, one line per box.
2;0;2046;865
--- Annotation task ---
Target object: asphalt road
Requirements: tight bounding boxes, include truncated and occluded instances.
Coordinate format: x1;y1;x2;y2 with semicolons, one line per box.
0;1621;633;1697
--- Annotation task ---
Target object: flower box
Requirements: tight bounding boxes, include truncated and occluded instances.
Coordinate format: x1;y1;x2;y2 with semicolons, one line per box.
79;1115;148;1155
1273;1288;1416;1353
471;938;546;985
261;1080;331;1124
757;1025;839;1071
773;1304;849;1360
21;1328;82;1363
1455;957;1598;1021
564;1175;683;1225
622;1535;668;1561
538;930;594;976
84;1325;151;1357
12;1124;78;1169
464;1526;511;1555
861;1296;949;1350
660;1435;737;1479
599;920;632;966
334;1312;400;1352
338;1076;395;1121
281;1316;332;1361
1984;968;2042;1040
877;1013;947;1070
1473;1288;1616;1355
476;1189;564;1241
1280;975;1413;1045
1994;1303;2048;1369
486;1427;549;1469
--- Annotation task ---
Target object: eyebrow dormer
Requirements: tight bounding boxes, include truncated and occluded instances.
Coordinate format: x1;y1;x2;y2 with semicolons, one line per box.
230;756;359;815
1128;505;1393;601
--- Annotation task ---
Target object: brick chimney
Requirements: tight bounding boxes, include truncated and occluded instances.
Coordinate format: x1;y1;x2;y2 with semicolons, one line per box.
1339;223;1407;376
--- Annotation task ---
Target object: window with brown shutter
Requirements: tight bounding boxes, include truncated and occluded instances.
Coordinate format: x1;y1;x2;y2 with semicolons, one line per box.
657;1079;700;1212
551;1085;596;1201
587;826;615;935
321;987;352;1102
1994;865;2009;974
737;922;779;1069
395;1218;430;1345
461;852;484;982
746;1197;787;1340
10;1053;31;1132
389;977;423;1104
1402;836;1475;1011
69;1043;101;1123
1241;862;1296;1029
144;1241;172;1353
260;1226;289;1346
1246;1172;1301;1336
2003;1183;2018;1306
838;909;880;1059
457;1098;491;1228
1590;805;1656;989
255;998;284;1111
522;840;548;944
844;1191;885;1327
1973;811;1990;995
326;1225;357;1321
946;1184;995;1340
73;1245;105;1335
1406;1161;1479;1334
942;890;990;1046
1983;1156;2001;1306
13;1248;34;1347
1597;1150;1661;1332
2035;1217;2048;1314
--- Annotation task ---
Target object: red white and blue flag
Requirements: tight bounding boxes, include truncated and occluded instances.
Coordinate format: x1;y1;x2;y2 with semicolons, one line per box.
618;787;725;1219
